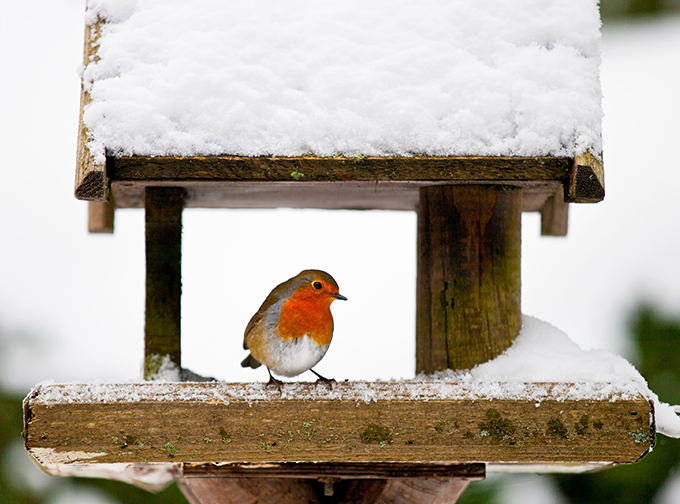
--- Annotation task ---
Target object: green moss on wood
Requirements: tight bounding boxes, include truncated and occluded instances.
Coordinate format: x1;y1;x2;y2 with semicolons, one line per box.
628;428;649;444
478;409;516;445
163;442;179;457
575;414;590;435
360;424;393;445
546;418;569;440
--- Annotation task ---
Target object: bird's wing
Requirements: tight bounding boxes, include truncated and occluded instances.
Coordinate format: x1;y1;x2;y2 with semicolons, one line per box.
243;311;263;349
243;287;285;349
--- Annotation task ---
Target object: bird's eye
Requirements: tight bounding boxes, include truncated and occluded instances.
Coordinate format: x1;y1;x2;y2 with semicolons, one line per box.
313;281;323;290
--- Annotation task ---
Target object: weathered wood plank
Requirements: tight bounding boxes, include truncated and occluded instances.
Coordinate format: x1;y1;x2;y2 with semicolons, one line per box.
23;382;654;467
182;462;485;479
109;155;570;182
417;186;522;372
110;179;561;212
75;20;108;201
540;188;569;237
144;188;185;378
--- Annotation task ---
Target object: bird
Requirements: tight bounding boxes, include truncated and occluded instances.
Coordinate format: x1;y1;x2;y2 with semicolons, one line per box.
241;269;347;386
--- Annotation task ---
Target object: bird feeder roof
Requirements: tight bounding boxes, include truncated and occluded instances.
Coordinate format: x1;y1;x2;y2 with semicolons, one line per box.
81;0;603;163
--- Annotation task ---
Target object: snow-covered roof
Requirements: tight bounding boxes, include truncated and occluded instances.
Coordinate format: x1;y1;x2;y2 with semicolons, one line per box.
81;0;603;164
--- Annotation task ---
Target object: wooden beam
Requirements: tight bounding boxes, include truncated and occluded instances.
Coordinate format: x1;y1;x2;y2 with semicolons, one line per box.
23;382;653;467
178;475;477;504
144;187;185;378
108;155;570;182
182;462;485;479
565;152;604;203
75;20;108;201
110;179;561;212
540;188;569;237
88;200;115;233
417;185;522;372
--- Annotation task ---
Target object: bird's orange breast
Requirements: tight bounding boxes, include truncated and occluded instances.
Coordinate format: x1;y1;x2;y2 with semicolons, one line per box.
276;290;334;346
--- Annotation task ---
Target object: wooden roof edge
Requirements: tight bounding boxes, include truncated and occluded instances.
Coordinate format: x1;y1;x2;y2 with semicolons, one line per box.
75;20;107;202
74;153;603;203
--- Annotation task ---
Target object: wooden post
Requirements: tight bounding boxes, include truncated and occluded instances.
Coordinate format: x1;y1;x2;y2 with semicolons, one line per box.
144;187;185;379
88;200;115;233
540;188;569;237
417;185;522;373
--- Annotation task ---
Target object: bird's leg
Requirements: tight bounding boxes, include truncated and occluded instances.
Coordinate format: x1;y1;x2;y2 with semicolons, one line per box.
266;369;283;391
310;368;336;388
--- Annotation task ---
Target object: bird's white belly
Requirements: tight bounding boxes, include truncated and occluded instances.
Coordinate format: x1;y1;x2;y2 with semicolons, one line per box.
267;334;329;378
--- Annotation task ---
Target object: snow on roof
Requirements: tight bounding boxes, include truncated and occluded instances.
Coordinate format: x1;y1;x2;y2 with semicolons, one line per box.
81;0;603;164
29;316;680;438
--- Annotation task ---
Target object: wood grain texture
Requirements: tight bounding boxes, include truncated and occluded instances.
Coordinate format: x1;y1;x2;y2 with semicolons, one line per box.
182;462;485;479
23;382;653;467
75;20;108;201
144;187;185;378
416;186;522;372
540;188;569;237
109;155;570;182
110;179;561;212
88;201;115;233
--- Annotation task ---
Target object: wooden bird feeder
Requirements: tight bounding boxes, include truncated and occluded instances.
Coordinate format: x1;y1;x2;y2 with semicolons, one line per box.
23;2;652;503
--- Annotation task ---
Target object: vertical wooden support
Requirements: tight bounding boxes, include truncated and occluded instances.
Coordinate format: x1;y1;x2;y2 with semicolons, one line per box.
144;187;185;379
88;200;115;233
416;185;522;373
540;188;569;237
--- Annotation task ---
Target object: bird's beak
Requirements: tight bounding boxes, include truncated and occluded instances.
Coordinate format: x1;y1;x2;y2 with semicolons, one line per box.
331;293;348;301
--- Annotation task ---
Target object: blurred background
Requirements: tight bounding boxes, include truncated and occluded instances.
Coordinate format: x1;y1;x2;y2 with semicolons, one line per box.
1;0;679;502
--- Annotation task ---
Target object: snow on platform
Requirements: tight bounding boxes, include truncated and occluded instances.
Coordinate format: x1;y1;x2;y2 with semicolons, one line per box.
28;316;680;437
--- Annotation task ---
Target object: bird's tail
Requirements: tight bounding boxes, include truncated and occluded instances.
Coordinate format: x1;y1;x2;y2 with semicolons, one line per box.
241;353;262;369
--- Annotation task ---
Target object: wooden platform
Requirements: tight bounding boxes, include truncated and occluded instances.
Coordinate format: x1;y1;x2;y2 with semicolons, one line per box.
24;381;653;482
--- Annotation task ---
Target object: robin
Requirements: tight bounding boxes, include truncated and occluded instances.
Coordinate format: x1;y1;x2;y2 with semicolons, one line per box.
241;269;347;386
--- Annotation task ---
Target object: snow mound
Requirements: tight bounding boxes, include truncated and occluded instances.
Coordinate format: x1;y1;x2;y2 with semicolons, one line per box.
430;315;680;438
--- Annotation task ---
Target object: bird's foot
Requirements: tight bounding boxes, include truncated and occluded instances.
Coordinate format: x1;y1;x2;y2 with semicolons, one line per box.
311;369;336;389
266;370;284;391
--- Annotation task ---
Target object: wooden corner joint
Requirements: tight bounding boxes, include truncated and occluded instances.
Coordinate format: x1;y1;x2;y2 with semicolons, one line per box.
565;152;604;203
75;166;109;201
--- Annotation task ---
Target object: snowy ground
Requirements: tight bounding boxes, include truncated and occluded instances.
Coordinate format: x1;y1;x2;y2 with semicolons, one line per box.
0;2;679;502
